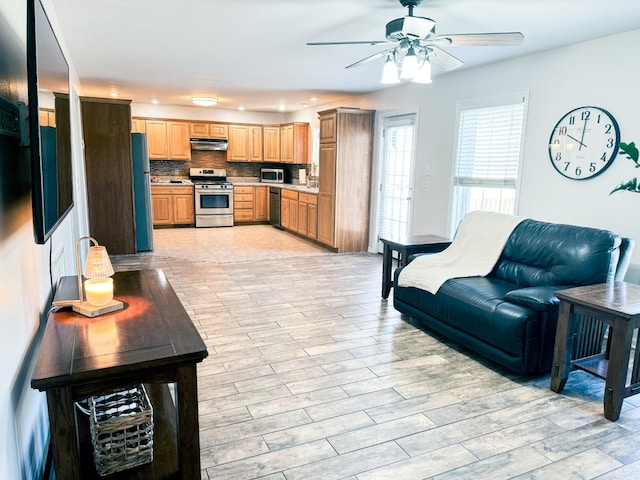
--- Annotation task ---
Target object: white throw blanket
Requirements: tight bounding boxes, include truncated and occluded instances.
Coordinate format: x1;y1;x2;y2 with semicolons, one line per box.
397;211;527;294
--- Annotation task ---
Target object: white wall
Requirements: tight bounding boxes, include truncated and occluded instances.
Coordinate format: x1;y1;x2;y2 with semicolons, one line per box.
0;0;88;478
288;29;640;280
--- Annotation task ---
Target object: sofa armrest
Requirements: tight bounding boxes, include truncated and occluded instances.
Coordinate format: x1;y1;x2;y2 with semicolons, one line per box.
504;286;568;312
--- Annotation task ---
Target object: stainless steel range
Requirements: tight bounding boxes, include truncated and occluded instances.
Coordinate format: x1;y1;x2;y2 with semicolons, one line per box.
189;168;234;227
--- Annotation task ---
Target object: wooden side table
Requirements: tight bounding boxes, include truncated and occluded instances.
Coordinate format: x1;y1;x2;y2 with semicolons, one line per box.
31;269;208;479
550;282;640;421
380;234;450;299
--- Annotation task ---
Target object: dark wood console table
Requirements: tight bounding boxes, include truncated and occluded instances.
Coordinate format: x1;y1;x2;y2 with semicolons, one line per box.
380;234;450;299
31;269;208;479
550;282;640;421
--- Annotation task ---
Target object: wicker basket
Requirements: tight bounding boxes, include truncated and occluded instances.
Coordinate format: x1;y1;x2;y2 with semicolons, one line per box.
89;385;154;476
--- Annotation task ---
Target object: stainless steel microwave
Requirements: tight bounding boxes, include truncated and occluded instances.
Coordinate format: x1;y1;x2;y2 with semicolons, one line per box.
260;168;284;183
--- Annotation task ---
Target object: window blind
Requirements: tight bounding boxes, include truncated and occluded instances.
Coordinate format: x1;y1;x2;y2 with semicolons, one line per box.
454;102;525;188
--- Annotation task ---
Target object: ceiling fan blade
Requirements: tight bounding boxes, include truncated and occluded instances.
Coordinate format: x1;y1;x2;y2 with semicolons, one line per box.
307;40;393;46
431;32;524;47
345;47;396;69
428;46;464;71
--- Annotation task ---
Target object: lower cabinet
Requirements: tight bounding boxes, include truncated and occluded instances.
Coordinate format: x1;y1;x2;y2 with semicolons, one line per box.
234;186;269;223
281;188;317;240
151;186;194;226
298;193;318;239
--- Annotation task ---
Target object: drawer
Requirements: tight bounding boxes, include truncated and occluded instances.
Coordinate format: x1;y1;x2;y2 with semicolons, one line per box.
299;193;317;205
234;210;254;222
152;185;193;194
234;193;253;202
234;201;253;210
281;189;299;200
234;186;253;194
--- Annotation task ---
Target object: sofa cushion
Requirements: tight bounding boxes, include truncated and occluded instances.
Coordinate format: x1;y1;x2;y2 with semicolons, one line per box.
492;219;621;287
397;276;541;357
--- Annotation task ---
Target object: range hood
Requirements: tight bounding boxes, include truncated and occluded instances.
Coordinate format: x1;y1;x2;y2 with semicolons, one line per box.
190;138;228;151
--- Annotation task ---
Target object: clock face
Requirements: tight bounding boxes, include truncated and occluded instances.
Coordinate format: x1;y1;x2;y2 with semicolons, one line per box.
548;106;620;180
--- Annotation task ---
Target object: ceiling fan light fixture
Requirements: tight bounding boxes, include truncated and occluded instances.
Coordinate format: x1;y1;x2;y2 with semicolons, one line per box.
192;97;217;107
412;58;432;84
399;46;418;79
380;54;400;84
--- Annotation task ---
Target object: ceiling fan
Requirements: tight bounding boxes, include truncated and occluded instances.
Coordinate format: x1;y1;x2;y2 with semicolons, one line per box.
307;0;524;83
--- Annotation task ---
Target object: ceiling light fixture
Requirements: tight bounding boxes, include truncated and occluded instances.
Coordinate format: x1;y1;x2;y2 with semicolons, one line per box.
380;44;432;85
151;99;159;104
278;105;285;112
191;97;217;107
238;106;245;111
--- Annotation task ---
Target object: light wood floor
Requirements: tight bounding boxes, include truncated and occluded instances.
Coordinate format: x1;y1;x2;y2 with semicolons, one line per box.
112;225;640;480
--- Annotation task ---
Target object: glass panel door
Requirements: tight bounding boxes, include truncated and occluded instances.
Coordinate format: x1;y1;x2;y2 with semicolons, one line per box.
376;113;417;252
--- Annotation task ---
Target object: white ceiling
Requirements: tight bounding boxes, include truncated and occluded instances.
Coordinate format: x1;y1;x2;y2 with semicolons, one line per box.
50;0;640;112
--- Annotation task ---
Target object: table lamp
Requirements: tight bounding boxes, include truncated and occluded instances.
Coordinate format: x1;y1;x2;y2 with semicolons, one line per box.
70;236;124;317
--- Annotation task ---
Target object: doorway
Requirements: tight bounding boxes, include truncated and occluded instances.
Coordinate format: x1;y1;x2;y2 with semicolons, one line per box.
376;112;417;252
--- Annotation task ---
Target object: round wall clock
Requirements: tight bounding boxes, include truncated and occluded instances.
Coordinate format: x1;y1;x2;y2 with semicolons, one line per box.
548;106;620;180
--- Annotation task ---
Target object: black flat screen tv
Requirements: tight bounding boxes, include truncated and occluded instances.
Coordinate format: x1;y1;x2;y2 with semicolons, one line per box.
27;0;73;244
0;1;31;242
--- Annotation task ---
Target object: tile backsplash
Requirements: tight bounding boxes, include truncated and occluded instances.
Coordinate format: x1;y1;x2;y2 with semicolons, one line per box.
150;150;308;182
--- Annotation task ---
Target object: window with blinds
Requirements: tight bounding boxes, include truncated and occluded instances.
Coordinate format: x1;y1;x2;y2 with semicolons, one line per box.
450;95;527;234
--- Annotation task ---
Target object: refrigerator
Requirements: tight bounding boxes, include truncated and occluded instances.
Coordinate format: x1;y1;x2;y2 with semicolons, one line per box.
131;133;154;252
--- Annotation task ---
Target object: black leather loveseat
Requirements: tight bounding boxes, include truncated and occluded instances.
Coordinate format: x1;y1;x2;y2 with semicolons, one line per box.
393;219;634;375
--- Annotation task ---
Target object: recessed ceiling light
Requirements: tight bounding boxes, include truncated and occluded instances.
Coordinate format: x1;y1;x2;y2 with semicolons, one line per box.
309;97;318;102
151;99;159;104
109;92;118;97
238;106;245;111
278;105;285;112
192;97;217;107
301;103;309;107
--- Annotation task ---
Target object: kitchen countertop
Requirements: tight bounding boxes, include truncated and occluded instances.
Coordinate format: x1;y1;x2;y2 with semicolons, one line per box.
233;182;319;194
151;177;193;185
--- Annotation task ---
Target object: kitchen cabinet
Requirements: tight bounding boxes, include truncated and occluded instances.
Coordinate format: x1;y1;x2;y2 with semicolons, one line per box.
263;125;281;162
81;97;136;254
189;122;228;139
233;186;269;223
227;125;262;162
254;186;269;221
281;188;299;232
280;122;309;164
145;120;169;159
151;185;194;226
317;108;374;253
249;126;263;162
39;108;55;127
167;121;191;160
298;192;318;239
143;119;191;160
131;117;145;133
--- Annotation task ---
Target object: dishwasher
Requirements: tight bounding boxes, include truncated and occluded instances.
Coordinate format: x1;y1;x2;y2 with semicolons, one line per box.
269;187;282;229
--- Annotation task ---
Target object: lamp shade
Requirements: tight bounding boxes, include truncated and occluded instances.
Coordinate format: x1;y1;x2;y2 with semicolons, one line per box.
400;46;418;79
83;245;114;278
412;59;432;84
380;55;400;84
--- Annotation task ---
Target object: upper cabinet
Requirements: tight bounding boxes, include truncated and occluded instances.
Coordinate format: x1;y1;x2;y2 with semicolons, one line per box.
145;120;169;159
280;122;309;164
132;115;308;163
319;112;337;144
137;118;191;160
189;122;228;139
263;125;280;162
227;124;263;162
